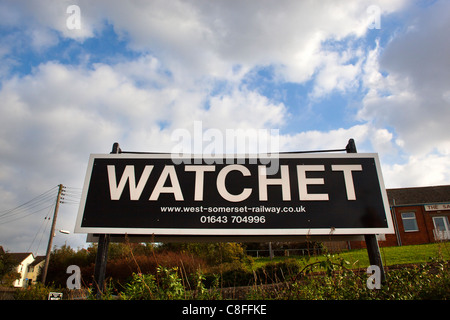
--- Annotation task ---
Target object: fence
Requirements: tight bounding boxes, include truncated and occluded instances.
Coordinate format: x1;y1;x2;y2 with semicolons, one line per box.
246;248;323;258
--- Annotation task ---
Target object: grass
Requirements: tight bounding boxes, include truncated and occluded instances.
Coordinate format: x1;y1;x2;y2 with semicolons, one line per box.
252;242;450;271
346;242;450;268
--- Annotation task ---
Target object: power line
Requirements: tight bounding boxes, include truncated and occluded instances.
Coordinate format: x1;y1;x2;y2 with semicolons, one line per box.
26;205;54;255
0;186;58;214
0;185;84;223
60;185;82;205
0;203;55;225
0;184;81;257
0;186;59;222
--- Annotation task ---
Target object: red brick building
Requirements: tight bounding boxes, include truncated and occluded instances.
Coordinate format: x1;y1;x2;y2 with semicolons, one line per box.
350;185;450;248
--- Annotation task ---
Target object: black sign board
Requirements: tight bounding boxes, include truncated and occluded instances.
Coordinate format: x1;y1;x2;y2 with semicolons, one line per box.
75;153;394;237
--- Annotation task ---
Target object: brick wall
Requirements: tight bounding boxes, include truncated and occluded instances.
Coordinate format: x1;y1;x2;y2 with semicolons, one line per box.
394;205;431;245
349;205;450;249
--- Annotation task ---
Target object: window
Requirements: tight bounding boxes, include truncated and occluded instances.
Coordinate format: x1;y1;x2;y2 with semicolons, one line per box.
432;216;450;240
401;212;419;232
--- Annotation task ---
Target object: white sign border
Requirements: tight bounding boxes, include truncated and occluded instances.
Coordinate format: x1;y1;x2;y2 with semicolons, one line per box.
74;153;395;236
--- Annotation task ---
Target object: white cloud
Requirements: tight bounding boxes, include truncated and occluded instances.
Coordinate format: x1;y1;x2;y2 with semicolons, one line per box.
0;57;288;182
356;0;450;188
2;0;405;81
203;88;286;130
30;28;59;51
383;154;450;188
359;1;450;157
310;47;363;98
278;124;370;152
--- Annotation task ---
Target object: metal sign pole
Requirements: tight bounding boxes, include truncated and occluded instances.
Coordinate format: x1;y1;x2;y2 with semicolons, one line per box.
346;139;386;282
93;143;120;298
93;233;110;298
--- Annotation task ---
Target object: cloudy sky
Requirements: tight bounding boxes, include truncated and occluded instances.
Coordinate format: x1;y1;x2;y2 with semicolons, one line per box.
1;0;449;254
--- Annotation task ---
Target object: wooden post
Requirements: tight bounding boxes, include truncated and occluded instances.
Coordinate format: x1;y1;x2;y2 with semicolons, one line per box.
269;242;274;260
41;184;64;285
93;142;121;298
346;139;386;282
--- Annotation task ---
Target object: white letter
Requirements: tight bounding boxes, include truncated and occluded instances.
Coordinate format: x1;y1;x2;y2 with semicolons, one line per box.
66;265;81;289
150;166;184;201
258;165;291;201
217;165;252;202
66;5;81;30
297;165;328;201
331;164;362;200
185;165;216;201
108;165;153;200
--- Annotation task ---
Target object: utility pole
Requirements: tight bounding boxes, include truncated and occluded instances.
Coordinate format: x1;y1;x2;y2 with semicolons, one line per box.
41;184;64;285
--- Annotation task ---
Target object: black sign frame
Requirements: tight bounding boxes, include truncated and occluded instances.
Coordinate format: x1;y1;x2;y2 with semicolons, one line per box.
75;153;394;237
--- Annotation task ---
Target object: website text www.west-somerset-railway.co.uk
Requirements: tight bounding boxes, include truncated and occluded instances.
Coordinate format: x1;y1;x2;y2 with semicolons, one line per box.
160;205;306;214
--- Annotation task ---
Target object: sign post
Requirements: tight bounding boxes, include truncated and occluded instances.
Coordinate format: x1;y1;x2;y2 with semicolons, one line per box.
92;143;120;298
346;139;386;282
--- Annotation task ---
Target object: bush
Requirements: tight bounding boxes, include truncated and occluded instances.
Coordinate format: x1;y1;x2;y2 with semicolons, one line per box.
119;266;220;300
184;243;248;265
220;265;254;287
250;258;450;300
118;273;158;300
201;259;302;288
202;261;253;288
254;259;301;284
80;247;207;288
14;283;56;300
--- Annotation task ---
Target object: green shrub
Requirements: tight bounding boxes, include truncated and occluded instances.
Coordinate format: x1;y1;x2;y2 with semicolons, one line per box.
183;243;248;265
119;266;221;300
14;283;56;300
249;258;450;300
220;266;253;288
254;259;301;284
119;273;157;300
119;266;185;300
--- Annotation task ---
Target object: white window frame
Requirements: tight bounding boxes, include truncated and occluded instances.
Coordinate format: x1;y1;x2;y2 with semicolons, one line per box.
401;212;419;232
432;216;450;240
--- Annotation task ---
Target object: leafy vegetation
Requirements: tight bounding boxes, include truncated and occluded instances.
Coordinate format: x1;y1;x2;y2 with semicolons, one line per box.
248;255;450;300
3;242;449;300
0;250;20;286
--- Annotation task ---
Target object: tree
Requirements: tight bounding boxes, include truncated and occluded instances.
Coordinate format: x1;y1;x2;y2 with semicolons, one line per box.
0;250;20;286
44;244;95;286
